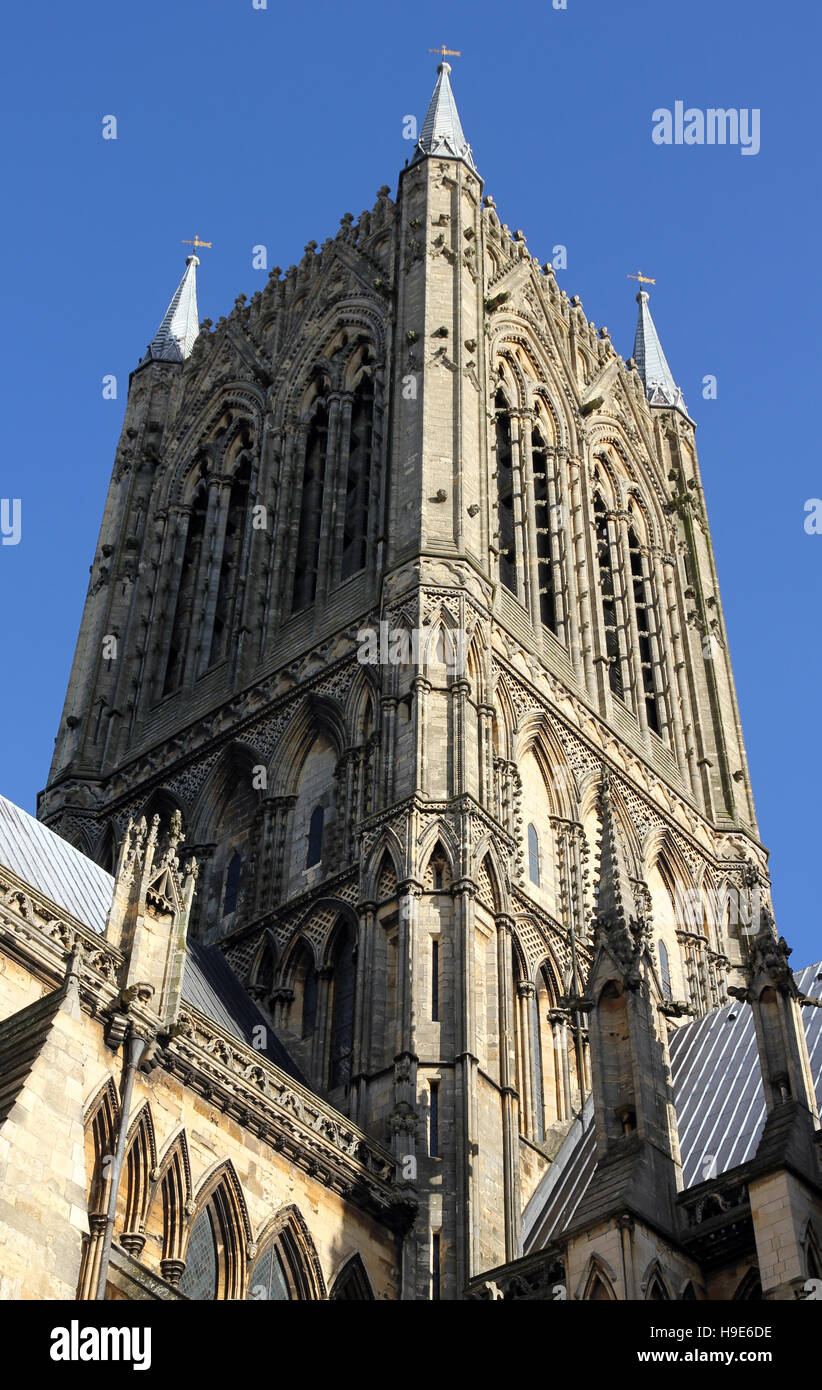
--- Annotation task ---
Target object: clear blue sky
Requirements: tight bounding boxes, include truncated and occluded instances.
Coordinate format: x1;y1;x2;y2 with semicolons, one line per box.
1;0;819;964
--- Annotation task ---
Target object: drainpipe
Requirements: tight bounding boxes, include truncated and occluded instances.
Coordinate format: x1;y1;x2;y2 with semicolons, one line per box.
95;1030;148;1300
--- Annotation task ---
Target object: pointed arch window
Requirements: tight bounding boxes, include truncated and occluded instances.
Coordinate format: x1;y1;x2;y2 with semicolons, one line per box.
209;453;251;667
223;852;242;917
306;806;324;868
530;425;557;632
628;524;662;734
341;374;373;581
495;391;517;596
329;1254;374;1300
293;388;329;611
163;478;208;695
647;1274;670;1300
527;823;541;886
329;921;357;1090
594;491;624;700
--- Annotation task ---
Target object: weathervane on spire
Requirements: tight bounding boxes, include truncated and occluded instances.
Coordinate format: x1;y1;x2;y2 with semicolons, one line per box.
628;270;656;292
429;45;461;63
182;235;212;258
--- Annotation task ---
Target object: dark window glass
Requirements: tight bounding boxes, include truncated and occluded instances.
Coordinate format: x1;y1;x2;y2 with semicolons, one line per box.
495;393;517;595
429;1082;439;1158
209;454;251;666
330;923;356;1089
248;1244;290;1301
341;376;373;580
659;941;672;1001
306;806;324;868
293;392;329;610
223;851;242;917
179;1207;218;1301
163;479;208;695
628;526;661;734
432;1233;441;1301
531;427;557;631
431;939;439;1021
594;493;623;699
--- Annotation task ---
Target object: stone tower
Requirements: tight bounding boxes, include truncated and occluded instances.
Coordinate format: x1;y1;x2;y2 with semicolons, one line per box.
40;62;769;1298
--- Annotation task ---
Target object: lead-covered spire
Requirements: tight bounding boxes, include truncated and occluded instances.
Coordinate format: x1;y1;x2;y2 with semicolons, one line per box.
633;290;687;414
139;255;200;366
411;61;477;172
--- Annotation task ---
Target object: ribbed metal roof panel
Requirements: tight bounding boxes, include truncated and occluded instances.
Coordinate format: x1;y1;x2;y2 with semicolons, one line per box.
0;794;113;933
524;962;822;1252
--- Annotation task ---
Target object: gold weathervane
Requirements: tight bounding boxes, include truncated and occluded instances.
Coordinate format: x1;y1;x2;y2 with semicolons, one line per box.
182;235;213;256
429;45;461;61
628;270;656;289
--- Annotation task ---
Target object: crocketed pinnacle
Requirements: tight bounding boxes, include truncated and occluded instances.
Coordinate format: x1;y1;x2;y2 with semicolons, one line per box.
633;290;687;413
595;772;641;936
140;255;200;366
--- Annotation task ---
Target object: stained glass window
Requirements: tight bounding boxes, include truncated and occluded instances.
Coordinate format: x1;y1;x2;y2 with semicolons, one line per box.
179;1207;218;1300
247;1245;291;1301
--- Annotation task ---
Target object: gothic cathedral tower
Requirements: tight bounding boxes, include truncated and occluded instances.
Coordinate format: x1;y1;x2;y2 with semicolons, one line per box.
40;63;768;1298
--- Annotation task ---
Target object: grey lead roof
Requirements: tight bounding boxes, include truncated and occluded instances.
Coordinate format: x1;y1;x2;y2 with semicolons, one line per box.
523;961;822;1254
0;794;304;1083
182;941;304;1081
140;255;200;365
0;794;112;933
633;289;688;413
411;62;477;172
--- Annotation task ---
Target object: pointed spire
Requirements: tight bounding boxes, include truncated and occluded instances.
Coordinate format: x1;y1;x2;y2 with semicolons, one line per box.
632;290;687;414
411;62;477;172
140;255;200;366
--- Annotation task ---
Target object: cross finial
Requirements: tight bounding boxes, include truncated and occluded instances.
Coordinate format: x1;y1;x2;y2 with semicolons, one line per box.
182;235;212;258
628;270;656;290
429;44;461;63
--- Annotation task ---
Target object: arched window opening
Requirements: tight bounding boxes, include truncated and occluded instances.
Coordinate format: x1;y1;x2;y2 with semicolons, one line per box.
628;525;661;734
306;806;324;868
527;823;541;886
495;391;517;596
209;454;251;667
647;1274;670;1300
329;1254;374;1300
341;374;373;581
329;921;357;1090
531;426;557;632
179;1206;218;1301
594;491;623;700
223;851;242;917
248;1244;290;1301
293;390;329;611
658;940;672;1001
588;1273;614;1301
733;1268;762;1301
163;478;208;695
